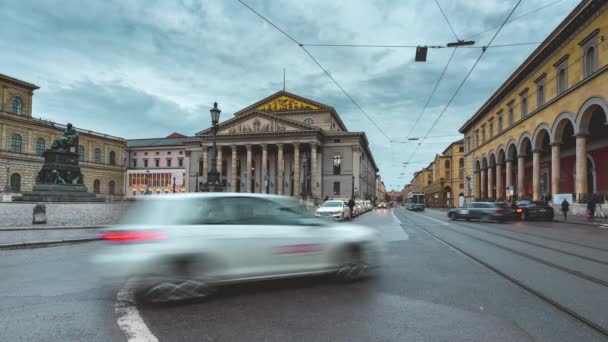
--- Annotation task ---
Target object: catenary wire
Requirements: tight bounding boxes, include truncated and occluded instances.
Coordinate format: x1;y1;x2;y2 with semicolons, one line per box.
402;0;523;173
236;0;392;141
434;0;460;41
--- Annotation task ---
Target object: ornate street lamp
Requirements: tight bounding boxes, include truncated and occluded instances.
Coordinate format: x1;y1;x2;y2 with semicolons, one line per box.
202;102;225;192
144;170;151;195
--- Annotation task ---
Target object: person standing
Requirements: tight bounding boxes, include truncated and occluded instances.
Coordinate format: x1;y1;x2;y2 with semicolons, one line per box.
561;198;569;221
588;197;596;222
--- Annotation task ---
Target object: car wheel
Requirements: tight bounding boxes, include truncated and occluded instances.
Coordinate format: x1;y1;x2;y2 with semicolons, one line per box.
448;212;455;220
336;245;368;282
134;259;215;305
481;214;491;222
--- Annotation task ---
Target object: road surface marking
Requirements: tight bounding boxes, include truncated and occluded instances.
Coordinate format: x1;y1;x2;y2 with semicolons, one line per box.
391;210;402;224
410;211;450;226
115;278;159;342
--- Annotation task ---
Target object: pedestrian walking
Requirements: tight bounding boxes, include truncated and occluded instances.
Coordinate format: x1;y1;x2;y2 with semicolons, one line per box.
561;198;569;221
587;197;596;222
347;197;356;220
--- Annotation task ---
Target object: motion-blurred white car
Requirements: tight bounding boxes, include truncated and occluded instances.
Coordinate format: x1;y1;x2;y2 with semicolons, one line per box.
315;200;351;221
93;194;382;303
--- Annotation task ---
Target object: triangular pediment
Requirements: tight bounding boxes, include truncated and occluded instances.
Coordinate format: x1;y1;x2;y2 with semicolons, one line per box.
234;90;331;116
197;111;320;136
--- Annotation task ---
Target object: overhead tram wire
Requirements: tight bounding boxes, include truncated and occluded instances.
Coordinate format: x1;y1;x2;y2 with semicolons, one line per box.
402;0;523;171
405;48;457;140
236;0;392;142
463;0;565;40
434;0;460;41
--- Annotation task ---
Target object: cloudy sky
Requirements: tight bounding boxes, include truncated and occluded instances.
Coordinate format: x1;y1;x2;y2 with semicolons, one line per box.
0;0;580;189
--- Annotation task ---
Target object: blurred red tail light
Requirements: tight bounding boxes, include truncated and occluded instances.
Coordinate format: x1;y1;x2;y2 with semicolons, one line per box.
493;209;504;213
100;231;167;243
516;208;523;213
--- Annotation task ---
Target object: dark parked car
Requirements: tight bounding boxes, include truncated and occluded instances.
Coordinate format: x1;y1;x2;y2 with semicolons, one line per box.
448;202;514;222
515;200;554;221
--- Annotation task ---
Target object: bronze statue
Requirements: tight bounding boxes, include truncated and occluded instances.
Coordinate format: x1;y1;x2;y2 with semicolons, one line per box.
51;123;79;151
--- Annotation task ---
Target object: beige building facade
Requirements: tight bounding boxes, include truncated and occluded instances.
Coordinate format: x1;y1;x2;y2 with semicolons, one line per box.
0;74;126;198
460;0;608;206
183;91;378;202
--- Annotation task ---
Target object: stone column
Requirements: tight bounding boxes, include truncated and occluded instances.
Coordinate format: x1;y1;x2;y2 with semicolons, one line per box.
575;135;588;200
261;144;268;194
310;143;317;199
202;147;209;182
551;143;561;196
474;171;481;199
505;159;513;198
293;143;300;197
277;144;284;195
517;155;525;200
532;150;541;201
487;166;494;200
496;162;503;200
231;145;238;192
246;144;252;193
480;169;486;199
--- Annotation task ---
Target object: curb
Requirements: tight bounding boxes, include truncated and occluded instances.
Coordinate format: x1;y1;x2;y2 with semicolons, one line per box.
552;220;608;228
0;237;101;250
0;225;108;231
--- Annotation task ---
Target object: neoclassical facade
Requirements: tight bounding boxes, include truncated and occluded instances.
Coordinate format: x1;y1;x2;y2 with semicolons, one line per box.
183;91;378;201
0;74;126;198
460;0;608;203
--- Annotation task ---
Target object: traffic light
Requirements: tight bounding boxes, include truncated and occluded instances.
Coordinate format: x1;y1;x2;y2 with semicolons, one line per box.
415;46;428;62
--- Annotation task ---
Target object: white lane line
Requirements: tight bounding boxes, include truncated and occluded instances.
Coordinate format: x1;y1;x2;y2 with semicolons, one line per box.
115;278;159;342
409;211;450;226
391;209;402;224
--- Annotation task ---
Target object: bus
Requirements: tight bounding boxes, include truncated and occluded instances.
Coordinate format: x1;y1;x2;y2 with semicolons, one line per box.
407;192;425;211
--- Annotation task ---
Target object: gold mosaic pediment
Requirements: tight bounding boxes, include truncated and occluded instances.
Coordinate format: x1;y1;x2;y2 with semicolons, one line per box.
256;95;319;112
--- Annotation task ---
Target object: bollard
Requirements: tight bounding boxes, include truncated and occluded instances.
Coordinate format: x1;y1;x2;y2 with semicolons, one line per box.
32;203;47;224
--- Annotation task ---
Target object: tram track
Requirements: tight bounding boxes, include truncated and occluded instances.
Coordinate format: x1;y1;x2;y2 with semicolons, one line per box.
394;209;608;339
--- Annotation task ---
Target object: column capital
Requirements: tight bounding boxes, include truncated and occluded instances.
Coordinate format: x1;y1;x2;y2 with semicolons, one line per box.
293;142;300;148
531;149;542;154
261;143;268;150
276;143;284;149
574;133;588;139
550;142;562;147
309;142;318;149
246;144;252;151
517;154;526;159
231;144;238;151
495;161;504;166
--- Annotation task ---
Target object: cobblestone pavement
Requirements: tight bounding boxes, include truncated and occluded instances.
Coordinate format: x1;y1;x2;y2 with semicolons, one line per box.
0;202;131;228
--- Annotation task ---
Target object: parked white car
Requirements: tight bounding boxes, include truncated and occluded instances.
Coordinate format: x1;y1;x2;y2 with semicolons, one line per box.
93;194;382;303
316;200;351;221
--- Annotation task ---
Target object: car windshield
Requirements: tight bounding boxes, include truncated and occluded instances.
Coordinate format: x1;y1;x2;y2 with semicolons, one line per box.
322;201;343;207
532;201;550;207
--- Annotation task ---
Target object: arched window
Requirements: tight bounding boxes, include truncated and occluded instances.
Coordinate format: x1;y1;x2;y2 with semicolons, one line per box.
11;134;22;153
78;145;85;161
94;148;101;162
444;160;450;168
557;68;567;94
585;46;596;77
10;173;21;193
109;151;116;165
35;138;46;156
303;117;315;125
109;180;115;195
333;154;342;175
93;179;100;194
12;96;22;115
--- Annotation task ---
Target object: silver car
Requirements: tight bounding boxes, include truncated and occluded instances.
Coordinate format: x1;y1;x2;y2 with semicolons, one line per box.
93;194;383;303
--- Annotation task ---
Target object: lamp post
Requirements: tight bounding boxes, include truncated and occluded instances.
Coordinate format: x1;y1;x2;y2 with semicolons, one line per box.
4;161;11;193
144;170;151;195
173;176;176;193
203;102;225;192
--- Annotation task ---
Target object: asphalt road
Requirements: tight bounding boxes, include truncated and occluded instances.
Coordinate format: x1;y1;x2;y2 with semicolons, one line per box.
1;208;607;341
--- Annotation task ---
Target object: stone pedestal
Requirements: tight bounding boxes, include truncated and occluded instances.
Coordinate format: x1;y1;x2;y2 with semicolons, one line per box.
13;149;103;202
